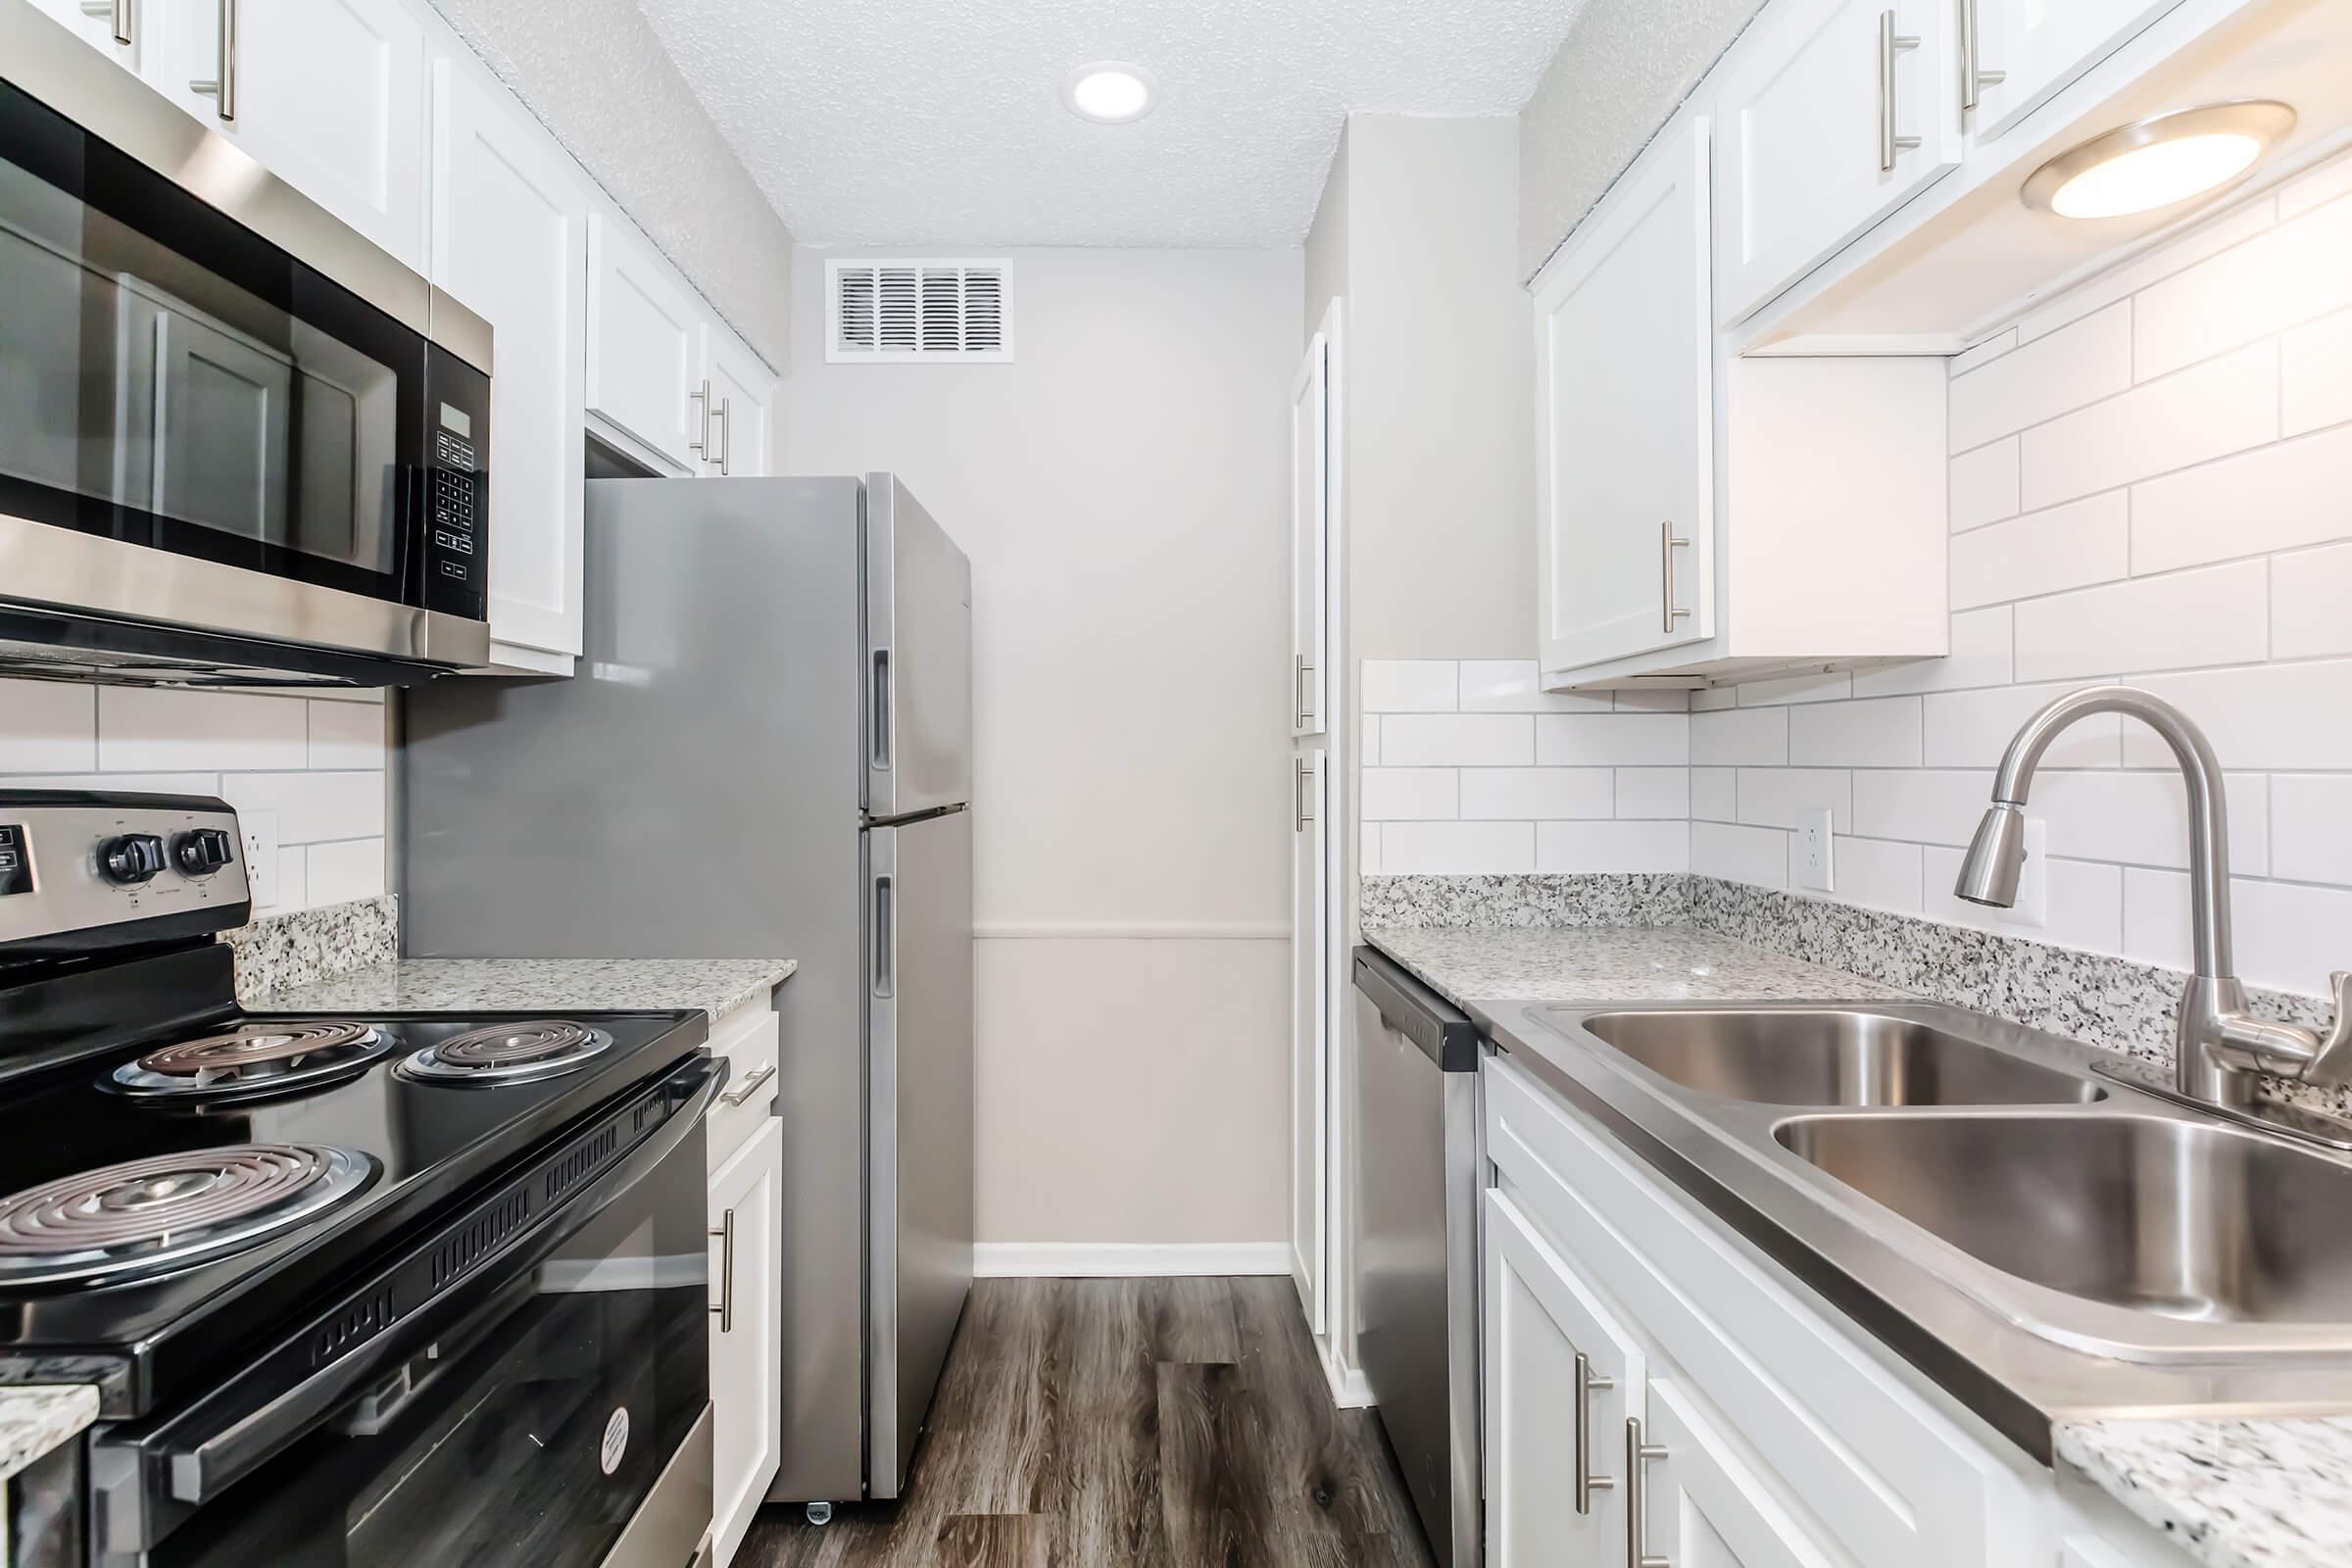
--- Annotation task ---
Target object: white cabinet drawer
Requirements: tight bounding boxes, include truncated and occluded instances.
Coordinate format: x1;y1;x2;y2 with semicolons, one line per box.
1484;1053;2033;1568
705;1004;778;1171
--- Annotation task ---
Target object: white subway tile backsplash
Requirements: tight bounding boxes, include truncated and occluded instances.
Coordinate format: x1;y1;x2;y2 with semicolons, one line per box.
2272;775;2352;887
1788;697;1922;768
1615;767;1692;820
99;688;308;773
2132;424;2352;575
1851;769;1997;848
1538;819;1689;873
2028;769;2269;877
1829;835;1924;913
2282;309;2352;435
1359;660;1458;713
1361;768;1459;821
1949;438;2021;533
2019;341;2278;510
2132;191;2352;381
1736;768;1853;832
308;701;387;771
1535;712;1690;766
1459;767;1612;820
1850;608;2013;698
1925;683;2123;769
218;770;386;845
1690;686;1739;711
1691;821;1788;888
1736;671;1850;707
2011;560;2268;682
2126;868;2352;995
1949;329;2019;377
2281;158;2352;220
1924;849;2125;956
1948;493;2128;610
1690;767;1738;823
1361;821;1383;876
0;680;96;773
2016;198;2277;347
305;838;389;905
2128;661;2352;771
1691;707;1788;766
1377;714;1532;767
1458;660;1609;712
1382;820;1535;874
1360;716;1381;766
1950;302;2132;453
2273;543;2352;661
1612;689;1692;713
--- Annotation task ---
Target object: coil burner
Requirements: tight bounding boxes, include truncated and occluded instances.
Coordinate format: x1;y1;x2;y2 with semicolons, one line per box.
397;1021;614;1087
0;1145;375;1288
107;1022;387;1101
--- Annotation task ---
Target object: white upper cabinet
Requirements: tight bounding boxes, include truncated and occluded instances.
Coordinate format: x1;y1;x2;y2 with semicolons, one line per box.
1533;115;1714;674
157;0;428;270
26;0;142;71
429;56;589;662
1290;317;1333;736
586;214;706;473
1965;0;2184;142
699;325;775;479
1715;0;1960;322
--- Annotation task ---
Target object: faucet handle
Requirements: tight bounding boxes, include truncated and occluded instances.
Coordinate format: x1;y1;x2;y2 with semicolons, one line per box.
2301;971;2352;1086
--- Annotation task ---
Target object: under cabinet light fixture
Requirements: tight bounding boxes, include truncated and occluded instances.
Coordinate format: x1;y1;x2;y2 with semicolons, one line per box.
1063;62;1157;124
2022;101;2296;220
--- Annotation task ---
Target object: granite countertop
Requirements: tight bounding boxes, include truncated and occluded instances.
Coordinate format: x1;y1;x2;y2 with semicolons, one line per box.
250;957;795;1020
0;1386;98;1486
1364;919;2352;1568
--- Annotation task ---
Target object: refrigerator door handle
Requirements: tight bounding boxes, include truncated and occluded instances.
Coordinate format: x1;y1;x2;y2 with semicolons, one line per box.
870;650;893;770
872;874;895;998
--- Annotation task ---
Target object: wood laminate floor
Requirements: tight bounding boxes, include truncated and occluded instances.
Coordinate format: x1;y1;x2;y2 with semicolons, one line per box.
740;1276;1438;1568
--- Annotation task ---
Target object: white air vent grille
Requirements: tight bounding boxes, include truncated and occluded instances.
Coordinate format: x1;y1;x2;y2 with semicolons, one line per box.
829;260;1012;363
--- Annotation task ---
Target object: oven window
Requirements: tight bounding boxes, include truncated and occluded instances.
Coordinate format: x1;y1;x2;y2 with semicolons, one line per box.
0;78;421;602
149;1157;710;1568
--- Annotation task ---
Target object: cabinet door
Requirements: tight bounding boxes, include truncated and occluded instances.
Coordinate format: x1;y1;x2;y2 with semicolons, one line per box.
430;59;588;660
160;0;428;270
701;327;774;478
1637;1379;1844;1568
708;1119;782;1568
1968;0;2182;141
586;214;705;472
1534;116;1714;676
1290;748;1330;1335
1716;0;1959;321
1483;1188;1647;1567
1289;319;1331;736
26;0;142;72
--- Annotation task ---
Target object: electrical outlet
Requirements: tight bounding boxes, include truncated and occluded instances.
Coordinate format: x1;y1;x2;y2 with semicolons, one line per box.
240;810;280;910
1795;808;1835;892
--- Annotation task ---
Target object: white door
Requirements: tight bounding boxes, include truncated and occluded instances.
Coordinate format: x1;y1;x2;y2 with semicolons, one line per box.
1290;317;1332;737
1484;1189;1649;1567
708;1119;783;1568
26;0;141;72
1967;0;2184;141
700;327;774;478
1534;116;1715;676
430;59;589;660
1715;0;1960;321
1636;1379;1846;1568
586;215;704;472
1290;747;1329;1334
159;0;428;270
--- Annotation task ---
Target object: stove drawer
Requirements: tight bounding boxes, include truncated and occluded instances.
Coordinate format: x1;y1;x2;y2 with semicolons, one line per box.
707;1004;779;1170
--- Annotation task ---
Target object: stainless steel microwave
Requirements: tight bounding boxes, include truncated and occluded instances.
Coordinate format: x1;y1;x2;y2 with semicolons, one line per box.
0;6;491;687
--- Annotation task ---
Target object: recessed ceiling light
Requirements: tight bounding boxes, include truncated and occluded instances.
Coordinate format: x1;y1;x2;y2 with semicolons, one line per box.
1063;62;1157;124
2022;101;2296;220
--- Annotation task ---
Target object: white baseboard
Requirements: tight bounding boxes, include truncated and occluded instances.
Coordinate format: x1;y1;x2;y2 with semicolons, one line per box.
1317;1336;1376;1408
972;1241;1293;1279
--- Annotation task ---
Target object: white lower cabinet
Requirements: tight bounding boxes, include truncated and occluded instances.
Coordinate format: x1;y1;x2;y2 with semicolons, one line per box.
1479;1052;2197;1568
707;1114;782;1568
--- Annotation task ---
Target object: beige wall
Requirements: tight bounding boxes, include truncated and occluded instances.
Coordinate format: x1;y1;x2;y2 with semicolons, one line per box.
779;245;1303;1249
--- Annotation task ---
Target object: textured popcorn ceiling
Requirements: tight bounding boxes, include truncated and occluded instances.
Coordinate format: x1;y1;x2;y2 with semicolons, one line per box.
637;0;1593;247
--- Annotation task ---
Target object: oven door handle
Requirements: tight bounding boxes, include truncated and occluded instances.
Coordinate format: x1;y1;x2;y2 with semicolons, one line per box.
95;1058;722;1553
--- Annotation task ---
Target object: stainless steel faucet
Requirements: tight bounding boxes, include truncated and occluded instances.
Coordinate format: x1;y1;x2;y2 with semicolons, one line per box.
1954;683;2352;1109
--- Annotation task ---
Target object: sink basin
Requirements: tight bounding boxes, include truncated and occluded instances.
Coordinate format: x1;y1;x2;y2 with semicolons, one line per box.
1776;1112;2352;1324
1572;1009;2104;1107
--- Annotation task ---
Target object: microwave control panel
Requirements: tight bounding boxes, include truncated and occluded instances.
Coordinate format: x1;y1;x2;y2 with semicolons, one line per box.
420;358;489;621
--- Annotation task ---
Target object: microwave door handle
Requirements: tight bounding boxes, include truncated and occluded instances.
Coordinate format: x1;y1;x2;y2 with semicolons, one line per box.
106;1061;722;1545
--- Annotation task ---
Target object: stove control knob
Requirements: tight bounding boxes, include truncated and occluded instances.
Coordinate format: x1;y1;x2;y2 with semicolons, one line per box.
172;828;236;878
100;833;168;886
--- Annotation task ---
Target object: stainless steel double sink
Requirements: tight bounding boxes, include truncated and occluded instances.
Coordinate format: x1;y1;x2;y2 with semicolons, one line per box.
1495;1000;2352;1434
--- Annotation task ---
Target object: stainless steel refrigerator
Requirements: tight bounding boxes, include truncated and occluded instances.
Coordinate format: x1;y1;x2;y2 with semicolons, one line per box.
401;473;974;1511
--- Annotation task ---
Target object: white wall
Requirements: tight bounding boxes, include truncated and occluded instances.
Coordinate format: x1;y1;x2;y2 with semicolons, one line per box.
779;245;1303;1250
1690;151;2352;998
0;683;391;915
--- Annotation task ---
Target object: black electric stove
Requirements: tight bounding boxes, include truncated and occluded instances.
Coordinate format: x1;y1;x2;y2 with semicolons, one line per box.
0;792;722;1568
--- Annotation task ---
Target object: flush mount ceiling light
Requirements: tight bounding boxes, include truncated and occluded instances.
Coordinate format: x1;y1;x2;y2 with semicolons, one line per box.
1063;62;1158;124
2023;100;2297;220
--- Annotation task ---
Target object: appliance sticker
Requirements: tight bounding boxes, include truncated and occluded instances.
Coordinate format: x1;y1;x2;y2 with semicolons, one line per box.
601;1407;630;1476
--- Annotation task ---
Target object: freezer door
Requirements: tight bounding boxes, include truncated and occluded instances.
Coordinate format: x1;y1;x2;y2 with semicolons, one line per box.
864;474;972;819
865;808;976;1495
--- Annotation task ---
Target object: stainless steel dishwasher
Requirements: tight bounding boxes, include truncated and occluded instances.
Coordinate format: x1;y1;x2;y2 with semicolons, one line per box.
1351;946;1482;1568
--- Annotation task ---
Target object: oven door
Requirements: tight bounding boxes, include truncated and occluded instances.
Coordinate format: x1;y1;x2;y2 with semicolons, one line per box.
0;11;489;685
97;1062;717;1568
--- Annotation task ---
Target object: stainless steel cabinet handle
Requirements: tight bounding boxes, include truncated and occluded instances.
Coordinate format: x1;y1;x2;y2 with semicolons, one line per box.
718;1062;776;1107
1294;757;1316;832
1959;0;2005;112
713;397;733;474
689;379;711;457
1575;1351;1617;1515
1659;522;1691;633
78;0;131;46
1295;654;1317;729
709;1208;736;1333
1878;11;1923;172
1625;1417;1669;1568
190;0;236;120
